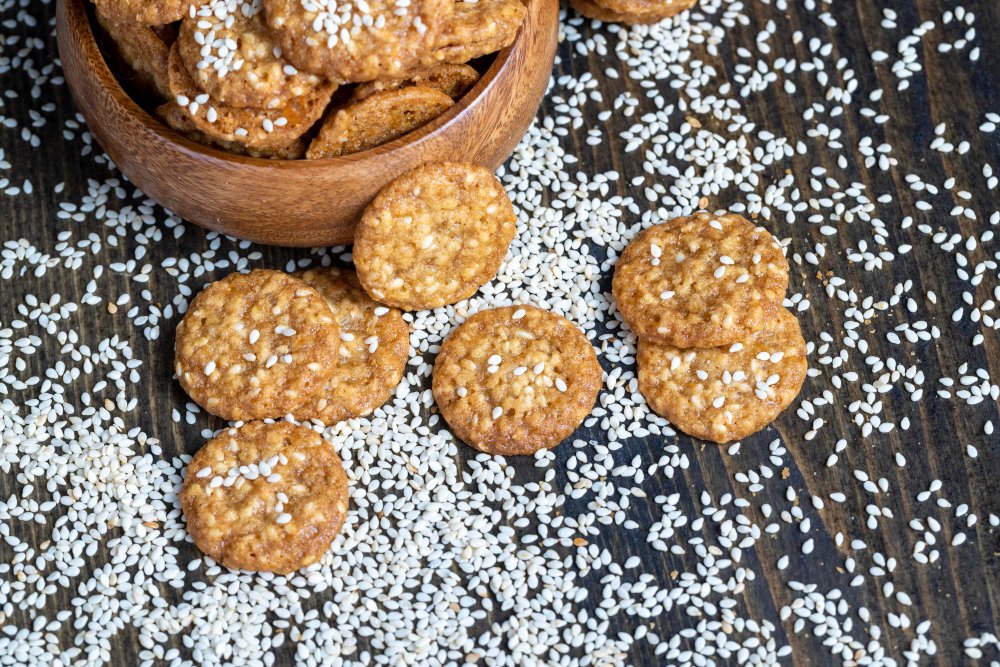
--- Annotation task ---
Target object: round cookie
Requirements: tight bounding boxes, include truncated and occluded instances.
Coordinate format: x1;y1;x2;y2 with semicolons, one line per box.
93;0;197;25
432;305;602;455
157;102;308;159
637;307;807;444
305;86;453;159
425;0;526;65
168;45;336;151
180;421;350;573
613;212;789;349
174;269;340;421
351;63;480;102
570;0;697;24
290;267;410;424
177;1;324;110
262;0;452;83
354;162;517;310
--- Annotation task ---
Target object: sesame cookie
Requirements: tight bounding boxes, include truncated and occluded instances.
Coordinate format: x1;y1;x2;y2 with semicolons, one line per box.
92;0;196;25
96;11;174;99
353;162;517;310
570;0;697;24
637;307;807;444
157;102;308;158
351;63;479;102
305;86;453;159
433;306;602;455
613;212;789;349
262;0;452;83
177;1;324;110
180;421;349;573
290;267;410;424
167;45;336;150
425;0;526;65
174;269;340;421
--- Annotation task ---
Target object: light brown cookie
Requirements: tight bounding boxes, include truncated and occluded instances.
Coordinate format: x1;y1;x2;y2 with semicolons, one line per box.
174;269;340;421
177;1;324;110
433;306;602;455
157;102;308;159
425;0;526;65
570;0;697;24
638;307;807;444
168;45;336;150
613;212;789;349
92;0;197;25
351;63;479;102
305;86;453;159
96;11;174;99
262;0;452;83
353;162;517;310
180;421;350;574
289;267;410;424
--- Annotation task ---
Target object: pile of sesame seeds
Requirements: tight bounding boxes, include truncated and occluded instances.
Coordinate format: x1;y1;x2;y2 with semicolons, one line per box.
2;0;1000;664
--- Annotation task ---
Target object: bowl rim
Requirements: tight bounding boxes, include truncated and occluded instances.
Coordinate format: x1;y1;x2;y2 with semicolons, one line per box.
64;0;524;169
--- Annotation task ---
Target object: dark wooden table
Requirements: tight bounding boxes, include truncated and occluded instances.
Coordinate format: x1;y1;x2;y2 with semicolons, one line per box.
1;0;999;664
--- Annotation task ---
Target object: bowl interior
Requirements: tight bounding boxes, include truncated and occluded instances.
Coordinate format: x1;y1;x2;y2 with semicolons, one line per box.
81;1;521;168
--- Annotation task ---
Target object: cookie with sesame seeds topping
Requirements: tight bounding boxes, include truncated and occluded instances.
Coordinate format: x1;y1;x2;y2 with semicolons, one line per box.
167;44;336;151
174;269;341;421
432;305;602;455
569;0;697;25
613;212;789;349
353;162;517;310
351;62;479;101
157;102;308;158
180;421;350;573
95;11;175;100
638;307;807;444
305;86;453;158
92;0;197;25
424;0;526;66
261;0;452;83
289;267;410;424
176;1;325;110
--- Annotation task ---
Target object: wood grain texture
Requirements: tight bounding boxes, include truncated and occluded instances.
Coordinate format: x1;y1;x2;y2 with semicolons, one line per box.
55;0;558;247
1;0;999;665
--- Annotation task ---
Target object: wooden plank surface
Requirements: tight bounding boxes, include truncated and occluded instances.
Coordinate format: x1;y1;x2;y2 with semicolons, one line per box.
1;0;999;665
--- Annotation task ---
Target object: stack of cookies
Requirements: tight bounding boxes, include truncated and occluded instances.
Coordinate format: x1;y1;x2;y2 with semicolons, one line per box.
173;266;410;572
613;212;807;444
91;0;526;158
570;0;697;25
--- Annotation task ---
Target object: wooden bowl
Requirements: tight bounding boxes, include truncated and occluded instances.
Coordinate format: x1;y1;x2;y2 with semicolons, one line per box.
55;0;558;247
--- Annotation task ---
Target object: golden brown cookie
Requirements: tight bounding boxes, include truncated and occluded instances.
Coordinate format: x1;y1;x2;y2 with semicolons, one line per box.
570;0;697;24
613;212;789;349
180;421;350;573
174;269;340;421
351;63;479;101
262;0;453;83
96;11;174;99
93;0;196;25
168;45;335;151
289;267;410;424
157;102;308;158
425;0;526;65
177;1;324;110
305;86;453;159
638;307;807;444
353;162;517;310
433;306;603;455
